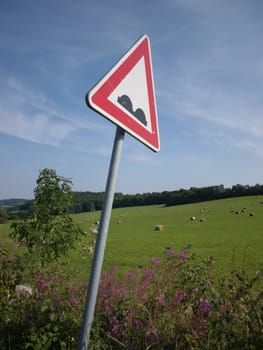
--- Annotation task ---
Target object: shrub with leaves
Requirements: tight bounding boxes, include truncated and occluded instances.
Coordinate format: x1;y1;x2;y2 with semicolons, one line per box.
10;168;85;267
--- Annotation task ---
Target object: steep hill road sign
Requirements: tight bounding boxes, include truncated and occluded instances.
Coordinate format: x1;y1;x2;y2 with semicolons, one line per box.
87;34;160;152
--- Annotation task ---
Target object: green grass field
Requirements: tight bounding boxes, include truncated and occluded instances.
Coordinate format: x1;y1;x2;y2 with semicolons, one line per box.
70;195;263;279
1;195;263;281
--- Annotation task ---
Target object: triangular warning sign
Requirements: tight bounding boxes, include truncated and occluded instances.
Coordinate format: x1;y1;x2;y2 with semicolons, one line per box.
87;35;160;152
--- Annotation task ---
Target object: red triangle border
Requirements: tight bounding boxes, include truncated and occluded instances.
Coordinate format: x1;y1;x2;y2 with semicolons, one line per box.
87;35;160;152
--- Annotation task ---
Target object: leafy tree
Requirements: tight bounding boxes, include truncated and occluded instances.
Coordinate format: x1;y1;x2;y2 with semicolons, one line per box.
10;168;84;267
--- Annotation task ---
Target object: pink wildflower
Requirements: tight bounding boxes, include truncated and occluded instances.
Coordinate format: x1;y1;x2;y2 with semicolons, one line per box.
174;290;187;304
69;296;80;307
150;257;161;264
68;284;78;294
110;315;119;325
199;297;212;311
166;247;174;256
111;325;120;336
35;275;50;292
178;251;189;260
146;268;155;277
157;295;166;305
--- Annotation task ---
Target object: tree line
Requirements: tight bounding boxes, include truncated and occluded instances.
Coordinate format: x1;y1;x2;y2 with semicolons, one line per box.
72;183;263;213
2;182;263;222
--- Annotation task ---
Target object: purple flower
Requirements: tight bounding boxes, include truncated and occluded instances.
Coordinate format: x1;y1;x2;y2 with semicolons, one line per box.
145;320;157;341
104;301;113;314
145;330;157;341
156;295;166;305
178;251;189;260
199;297;212;311
127;267;139;280
35;275;50;292
110;315;119;325
49;293;59;301
174;290;187;304
133;319;144;329
166;248;174;256
68;284;78;294
150;257;161;264
69;296;80;307
144;268;155;278
111;325;120;336
113;287;127;297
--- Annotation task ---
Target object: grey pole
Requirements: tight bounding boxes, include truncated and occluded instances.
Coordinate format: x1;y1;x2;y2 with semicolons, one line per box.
78;126;125;350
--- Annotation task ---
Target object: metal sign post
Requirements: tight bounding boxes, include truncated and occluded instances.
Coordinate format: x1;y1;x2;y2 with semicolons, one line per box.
79;34;159;350
78;126;125;350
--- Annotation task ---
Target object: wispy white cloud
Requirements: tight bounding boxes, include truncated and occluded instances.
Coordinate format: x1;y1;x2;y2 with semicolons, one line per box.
0;105;74;146
0;77;106;146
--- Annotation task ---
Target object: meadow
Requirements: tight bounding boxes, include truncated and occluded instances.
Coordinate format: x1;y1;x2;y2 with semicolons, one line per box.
1;195;262;279
63;195;263;281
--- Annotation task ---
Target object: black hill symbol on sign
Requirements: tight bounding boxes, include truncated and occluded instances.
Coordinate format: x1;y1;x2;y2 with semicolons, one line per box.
117;95;147;126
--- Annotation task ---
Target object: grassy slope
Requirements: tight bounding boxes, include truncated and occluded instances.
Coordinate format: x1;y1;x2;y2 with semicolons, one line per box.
1;196;262;281
70;196;263;280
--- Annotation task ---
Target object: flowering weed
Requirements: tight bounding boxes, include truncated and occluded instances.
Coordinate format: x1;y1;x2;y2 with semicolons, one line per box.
0;240;262;349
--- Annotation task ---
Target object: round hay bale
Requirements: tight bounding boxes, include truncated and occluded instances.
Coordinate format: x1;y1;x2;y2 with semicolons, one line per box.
249;211;255;217
199;217;206;222
190;216;196;221
155;224;164;231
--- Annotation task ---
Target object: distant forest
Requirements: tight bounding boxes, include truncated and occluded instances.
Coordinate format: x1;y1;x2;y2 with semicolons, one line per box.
3;183;263;220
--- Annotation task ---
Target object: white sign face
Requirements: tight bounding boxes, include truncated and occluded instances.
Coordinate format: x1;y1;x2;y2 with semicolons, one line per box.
87;35;160;152
108;57;152;132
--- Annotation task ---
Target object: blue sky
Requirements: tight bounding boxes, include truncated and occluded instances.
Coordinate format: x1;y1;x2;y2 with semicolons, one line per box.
1;0;263;199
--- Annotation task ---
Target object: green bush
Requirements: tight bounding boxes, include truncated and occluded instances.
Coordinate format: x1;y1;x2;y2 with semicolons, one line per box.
10;169;85;268
0;240;262;350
